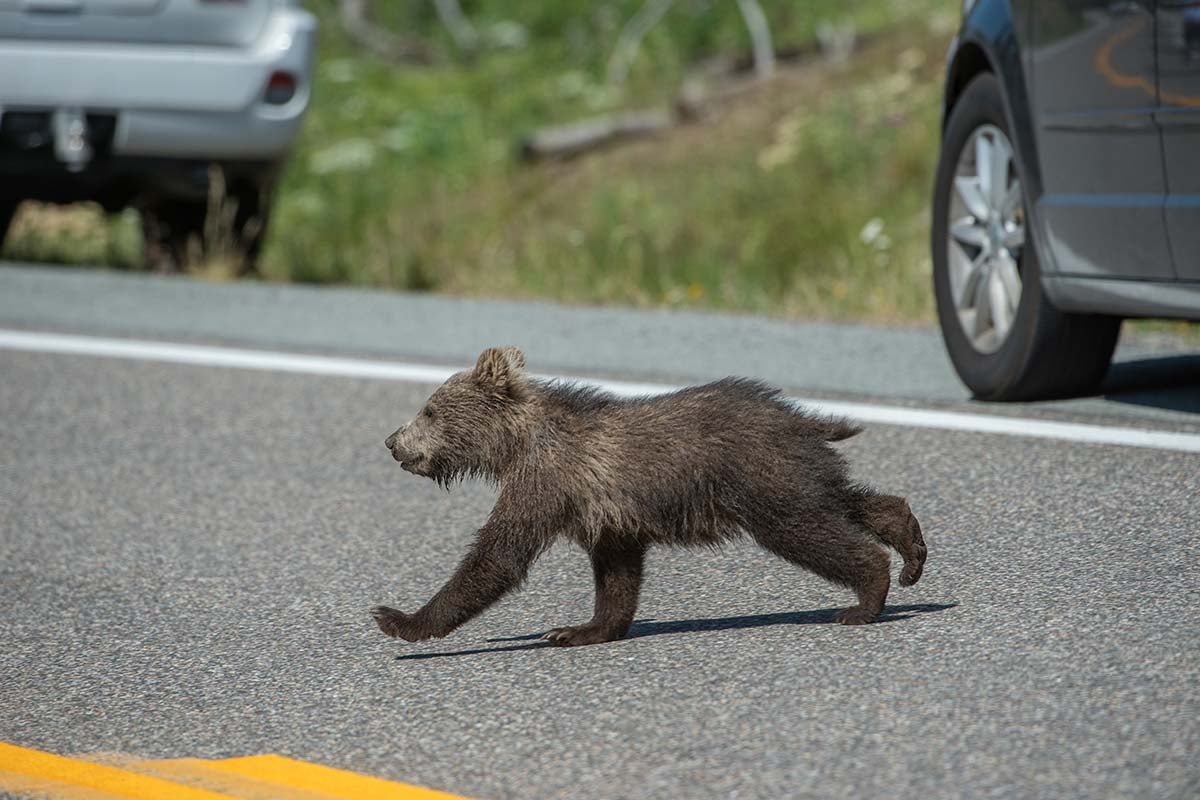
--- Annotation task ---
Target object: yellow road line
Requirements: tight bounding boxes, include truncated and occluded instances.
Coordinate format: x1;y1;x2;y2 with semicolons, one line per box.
0;769;121;800
199;754;469;800
0;743;474;800
0;743;238;800
127;758;339;800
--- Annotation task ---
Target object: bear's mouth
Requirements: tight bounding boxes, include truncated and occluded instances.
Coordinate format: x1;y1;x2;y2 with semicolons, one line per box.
390;447;423;471
398;455;427;475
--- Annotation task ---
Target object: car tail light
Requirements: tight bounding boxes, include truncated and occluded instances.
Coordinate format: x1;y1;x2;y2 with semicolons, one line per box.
264;71;296;105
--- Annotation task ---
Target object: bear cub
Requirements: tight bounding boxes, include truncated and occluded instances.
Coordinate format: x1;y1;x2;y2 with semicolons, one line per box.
374;346;926;647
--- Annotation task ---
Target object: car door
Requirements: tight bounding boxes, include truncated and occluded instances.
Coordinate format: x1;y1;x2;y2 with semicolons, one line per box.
1157;0;1200;280
1028;0;1175;280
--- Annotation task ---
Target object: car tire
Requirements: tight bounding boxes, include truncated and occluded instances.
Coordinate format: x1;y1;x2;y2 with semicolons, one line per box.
0;196;19;250
232;183;271;276
140;183;270;275
932;73;1121;401
141;200;204;273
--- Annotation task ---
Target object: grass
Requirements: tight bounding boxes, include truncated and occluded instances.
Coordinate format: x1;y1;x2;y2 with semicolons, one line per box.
3;0;960;322
260;0;957;323
4;204;142;269
3;0;1193;338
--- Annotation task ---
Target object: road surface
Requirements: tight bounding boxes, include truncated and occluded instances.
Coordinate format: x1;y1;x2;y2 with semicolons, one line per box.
1;264;1197;799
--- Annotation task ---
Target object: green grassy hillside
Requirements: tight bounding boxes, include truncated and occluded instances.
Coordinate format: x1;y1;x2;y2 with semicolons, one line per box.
4;0;960;322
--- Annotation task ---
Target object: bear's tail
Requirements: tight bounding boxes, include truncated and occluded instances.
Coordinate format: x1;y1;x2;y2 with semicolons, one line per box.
812;417;863;442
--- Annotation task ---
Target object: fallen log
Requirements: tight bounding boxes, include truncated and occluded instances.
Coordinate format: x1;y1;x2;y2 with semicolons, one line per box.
519;109;674;161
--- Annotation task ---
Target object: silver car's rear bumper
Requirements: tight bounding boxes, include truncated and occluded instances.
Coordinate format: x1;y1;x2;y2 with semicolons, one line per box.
0;7;315;160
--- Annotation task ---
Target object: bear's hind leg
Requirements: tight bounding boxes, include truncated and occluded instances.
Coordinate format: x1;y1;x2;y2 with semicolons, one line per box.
832;551;890;625
751;515;891;625
861;493;927;587
545;538;646;647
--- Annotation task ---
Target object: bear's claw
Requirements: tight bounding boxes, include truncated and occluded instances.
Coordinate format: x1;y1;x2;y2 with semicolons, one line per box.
542;624;616;647
372;605;414;639
834;606;879;625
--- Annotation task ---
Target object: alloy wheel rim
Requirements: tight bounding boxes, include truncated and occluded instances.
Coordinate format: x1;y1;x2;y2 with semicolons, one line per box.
946;124;1025;355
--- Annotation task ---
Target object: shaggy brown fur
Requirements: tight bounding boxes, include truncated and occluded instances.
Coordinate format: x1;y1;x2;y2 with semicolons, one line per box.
374;346;926;647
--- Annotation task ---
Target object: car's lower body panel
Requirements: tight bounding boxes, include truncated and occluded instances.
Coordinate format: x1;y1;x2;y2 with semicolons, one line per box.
0;154;276;207
1045;275;1200;320
0;7;314;161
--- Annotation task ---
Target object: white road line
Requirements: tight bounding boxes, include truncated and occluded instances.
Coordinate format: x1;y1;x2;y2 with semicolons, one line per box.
2;328;1198;454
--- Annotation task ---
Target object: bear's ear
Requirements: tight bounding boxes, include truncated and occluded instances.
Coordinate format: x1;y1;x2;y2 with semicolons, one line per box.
473;346;526;390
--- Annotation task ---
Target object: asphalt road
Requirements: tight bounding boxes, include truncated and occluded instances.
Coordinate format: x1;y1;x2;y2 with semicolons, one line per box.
1;264;1198;799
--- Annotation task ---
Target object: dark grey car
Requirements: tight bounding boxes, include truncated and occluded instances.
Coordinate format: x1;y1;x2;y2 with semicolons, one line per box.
933;0;1199;400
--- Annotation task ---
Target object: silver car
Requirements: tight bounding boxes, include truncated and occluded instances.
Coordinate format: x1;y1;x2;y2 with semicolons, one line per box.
0;0;316;271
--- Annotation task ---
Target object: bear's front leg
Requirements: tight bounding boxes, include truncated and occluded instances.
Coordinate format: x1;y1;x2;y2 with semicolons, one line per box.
371;606;432;641
373;520;545;642
544;538;646;647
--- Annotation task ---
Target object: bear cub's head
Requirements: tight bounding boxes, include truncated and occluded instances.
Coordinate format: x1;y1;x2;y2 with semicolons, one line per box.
385;346;530;484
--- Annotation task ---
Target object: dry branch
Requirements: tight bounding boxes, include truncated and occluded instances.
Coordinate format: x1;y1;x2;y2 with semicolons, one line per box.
607;0;675;85
339;0;435;65
433;0;479;56
735;0;775;78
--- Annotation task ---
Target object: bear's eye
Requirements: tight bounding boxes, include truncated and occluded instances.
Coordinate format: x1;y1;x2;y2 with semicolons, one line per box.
422;406;435;420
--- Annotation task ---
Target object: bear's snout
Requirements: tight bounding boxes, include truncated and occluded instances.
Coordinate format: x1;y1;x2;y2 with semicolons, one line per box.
385;428;409;462
386;426;421;466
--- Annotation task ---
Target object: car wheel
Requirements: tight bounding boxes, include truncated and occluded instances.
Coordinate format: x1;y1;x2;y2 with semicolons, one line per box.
231;182;271;276
141;200;204;273
140;183;270;275
0;196;19;250
932;74;1120;401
